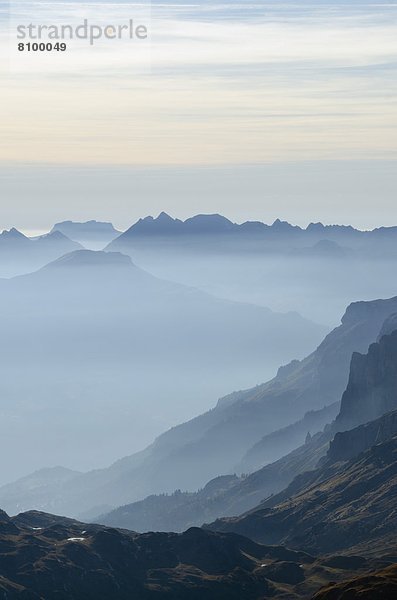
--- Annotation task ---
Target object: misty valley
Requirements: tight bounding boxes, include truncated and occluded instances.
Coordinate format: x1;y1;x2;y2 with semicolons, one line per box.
0;214;397;598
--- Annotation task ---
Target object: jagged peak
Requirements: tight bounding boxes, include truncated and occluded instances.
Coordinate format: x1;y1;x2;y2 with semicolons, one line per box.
0;227;28;240
157;211;175;222
271;218;301;231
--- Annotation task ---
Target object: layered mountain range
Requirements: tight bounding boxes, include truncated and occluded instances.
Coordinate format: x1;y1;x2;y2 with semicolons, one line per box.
108;212;397;248
4;214;397;323
1;215;397;598
97;330;397;534
2;291;397;524
2;320;397;598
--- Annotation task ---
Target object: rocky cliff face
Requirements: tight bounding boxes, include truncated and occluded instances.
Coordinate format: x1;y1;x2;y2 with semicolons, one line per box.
335;330;397;431
208;329;397;553
328;409;397;463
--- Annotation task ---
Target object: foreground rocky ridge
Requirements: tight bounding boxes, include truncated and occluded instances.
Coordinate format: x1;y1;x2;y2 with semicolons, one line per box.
0;510;394;600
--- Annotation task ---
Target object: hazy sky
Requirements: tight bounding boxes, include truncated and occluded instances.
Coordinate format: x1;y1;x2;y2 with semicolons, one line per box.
1;1;396;231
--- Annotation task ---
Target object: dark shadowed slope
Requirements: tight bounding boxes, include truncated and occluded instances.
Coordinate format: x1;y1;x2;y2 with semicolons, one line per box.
0;509;392;600
209;411;397;555
0;510;314;599
313;564;397;600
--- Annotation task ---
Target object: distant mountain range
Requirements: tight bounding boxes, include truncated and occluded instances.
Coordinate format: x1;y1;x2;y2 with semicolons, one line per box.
105;213;397;325
3;215;397;324
108;212;397;246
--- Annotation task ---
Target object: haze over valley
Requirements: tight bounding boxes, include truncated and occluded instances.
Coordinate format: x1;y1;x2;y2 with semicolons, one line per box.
1;213;397;598
0;213;396;492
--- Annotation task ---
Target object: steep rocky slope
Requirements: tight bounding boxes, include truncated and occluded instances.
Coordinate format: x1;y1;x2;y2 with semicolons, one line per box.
2;295;397;519
209;415;397;556
99;328;397;533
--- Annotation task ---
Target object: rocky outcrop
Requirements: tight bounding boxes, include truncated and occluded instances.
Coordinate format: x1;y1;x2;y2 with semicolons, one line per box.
328;409;397;463
335;330;397;431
